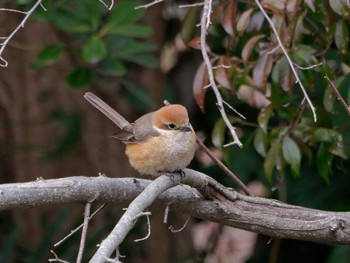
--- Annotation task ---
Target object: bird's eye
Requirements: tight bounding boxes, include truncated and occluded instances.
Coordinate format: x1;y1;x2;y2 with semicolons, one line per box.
167;123;176;129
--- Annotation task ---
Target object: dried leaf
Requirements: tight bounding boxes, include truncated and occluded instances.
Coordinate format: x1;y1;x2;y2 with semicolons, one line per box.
242;34;265;64
221;0;237;37
246;12;265;32
252;53;273;91
237;84;270;108
236;8;254;34
193;62;209;113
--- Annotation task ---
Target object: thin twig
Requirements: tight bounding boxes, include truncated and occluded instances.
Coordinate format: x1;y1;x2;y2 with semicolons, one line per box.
179;2;204;8
200;0;243;147
169;216;191;233
196;137;253;196
134;0;164;9
163;205;170;223
76;202;92;263
54;204;106;247
293;62;323;70
222;100;246;120
324;75;350;116
254;0;317;122
134;214;151;242
48;250;70;263
0;0;44;67
99;0;114;10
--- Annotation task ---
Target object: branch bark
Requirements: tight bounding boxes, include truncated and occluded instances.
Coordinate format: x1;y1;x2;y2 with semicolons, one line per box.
0;169;349;247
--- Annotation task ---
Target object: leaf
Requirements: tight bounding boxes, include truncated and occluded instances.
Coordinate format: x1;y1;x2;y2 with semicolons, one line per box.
253;52;273;91
282;136;301;177
214;56;234;90
109;25;153;38
188;37;202;50
316;143;333;182
264;137;282;182
257;104;273;131
99;58;127;77
335;21;349;54
37;43;64;65
286;0;302;18
101;1;146;35
304;0;315;12
329;0;350;17
181;7;198;44
65;67;92;89
323;83;336;112
193;62;209;113
82;36;107;64
254;128;268;157
211;119;226;148
236;8;254;34
241;34;265;64
272;57;296;93
221;0;237;37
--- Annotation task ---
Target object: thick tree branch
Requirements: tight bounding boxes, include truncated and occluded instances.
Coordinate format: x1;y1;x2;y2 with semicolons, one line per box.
0;169;349;246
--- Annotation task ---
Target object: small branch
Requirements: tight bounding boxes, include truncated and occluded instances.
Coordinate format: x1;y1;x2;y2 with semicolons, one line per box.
324;75;350;116
134;0;164;9
179;3;204;8
99;0;115;10
254;0;317;122
0;0;44;67
293;62;323;71
134;213;151;242
200;0;243;148
76;202;92;263
54;204;106;247
48;250;70;263
169;216;191;233
89;174;183;263
196;137;253;196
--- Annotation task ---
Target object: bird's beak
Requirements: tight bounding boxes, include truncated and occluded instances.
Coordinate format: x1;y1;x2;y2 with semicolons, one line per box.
178;125;192;132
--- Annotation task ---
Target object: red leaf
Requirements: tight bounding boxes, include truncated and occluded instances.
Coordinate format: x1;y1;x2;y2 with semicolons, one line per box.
193;62;209;112
214;56;234;90
241;34;265;64
221;0;237;37
236;8;254;34
253;53;273;91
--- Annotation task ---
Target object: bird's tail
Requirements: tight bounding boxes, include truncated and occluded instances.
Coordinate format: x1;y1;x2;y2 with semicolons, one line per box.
84;92;130;129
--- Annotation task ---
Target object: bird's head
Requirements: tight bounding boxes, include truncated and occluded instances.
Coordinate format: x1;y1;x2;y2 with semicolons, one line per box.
153;104;192;132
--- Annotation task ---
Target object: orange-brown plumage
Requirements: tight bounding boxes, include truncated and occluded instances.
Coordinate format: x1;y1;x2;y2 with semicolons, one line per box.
84;92;196;176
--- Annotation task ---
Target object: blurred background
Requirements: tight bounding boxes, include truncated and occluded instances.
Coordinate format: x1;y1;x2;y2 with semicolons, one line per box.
0;0;349;262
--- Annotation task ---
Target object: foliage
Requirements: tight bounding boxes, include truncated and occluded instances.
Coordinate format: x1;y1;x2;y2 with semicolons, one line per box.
189;0;350;186
31;0;158;89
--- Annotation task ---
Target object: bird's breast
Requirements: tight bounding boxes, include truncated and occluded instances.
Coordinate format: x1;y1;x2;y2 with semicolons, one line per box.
125;129;196;176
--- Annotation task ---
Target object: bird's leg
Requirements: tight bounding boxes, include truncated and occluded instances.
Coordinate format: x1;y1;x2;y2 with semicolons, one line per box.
175;169;186;179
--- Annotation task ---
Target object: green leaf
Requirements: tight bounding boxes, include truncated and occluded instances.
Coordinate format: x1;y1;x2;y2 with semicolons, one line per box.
314;128;339;143
329;0;350;17
181;7;198;44
257;104;273;131
282;136;301;177
37;43;64;65
211;119;226;148
65;67;92;89
335;21;349;53
254;128;268;157
264;137;282;182
82;36;107;64
316;143;333;182
100;1;147;35
108;25;153;38
100;58;127;77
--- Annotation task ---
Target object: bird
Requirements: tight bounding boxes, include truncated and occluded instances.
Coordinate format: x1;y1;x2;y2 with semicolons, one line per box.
84;92;196;177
